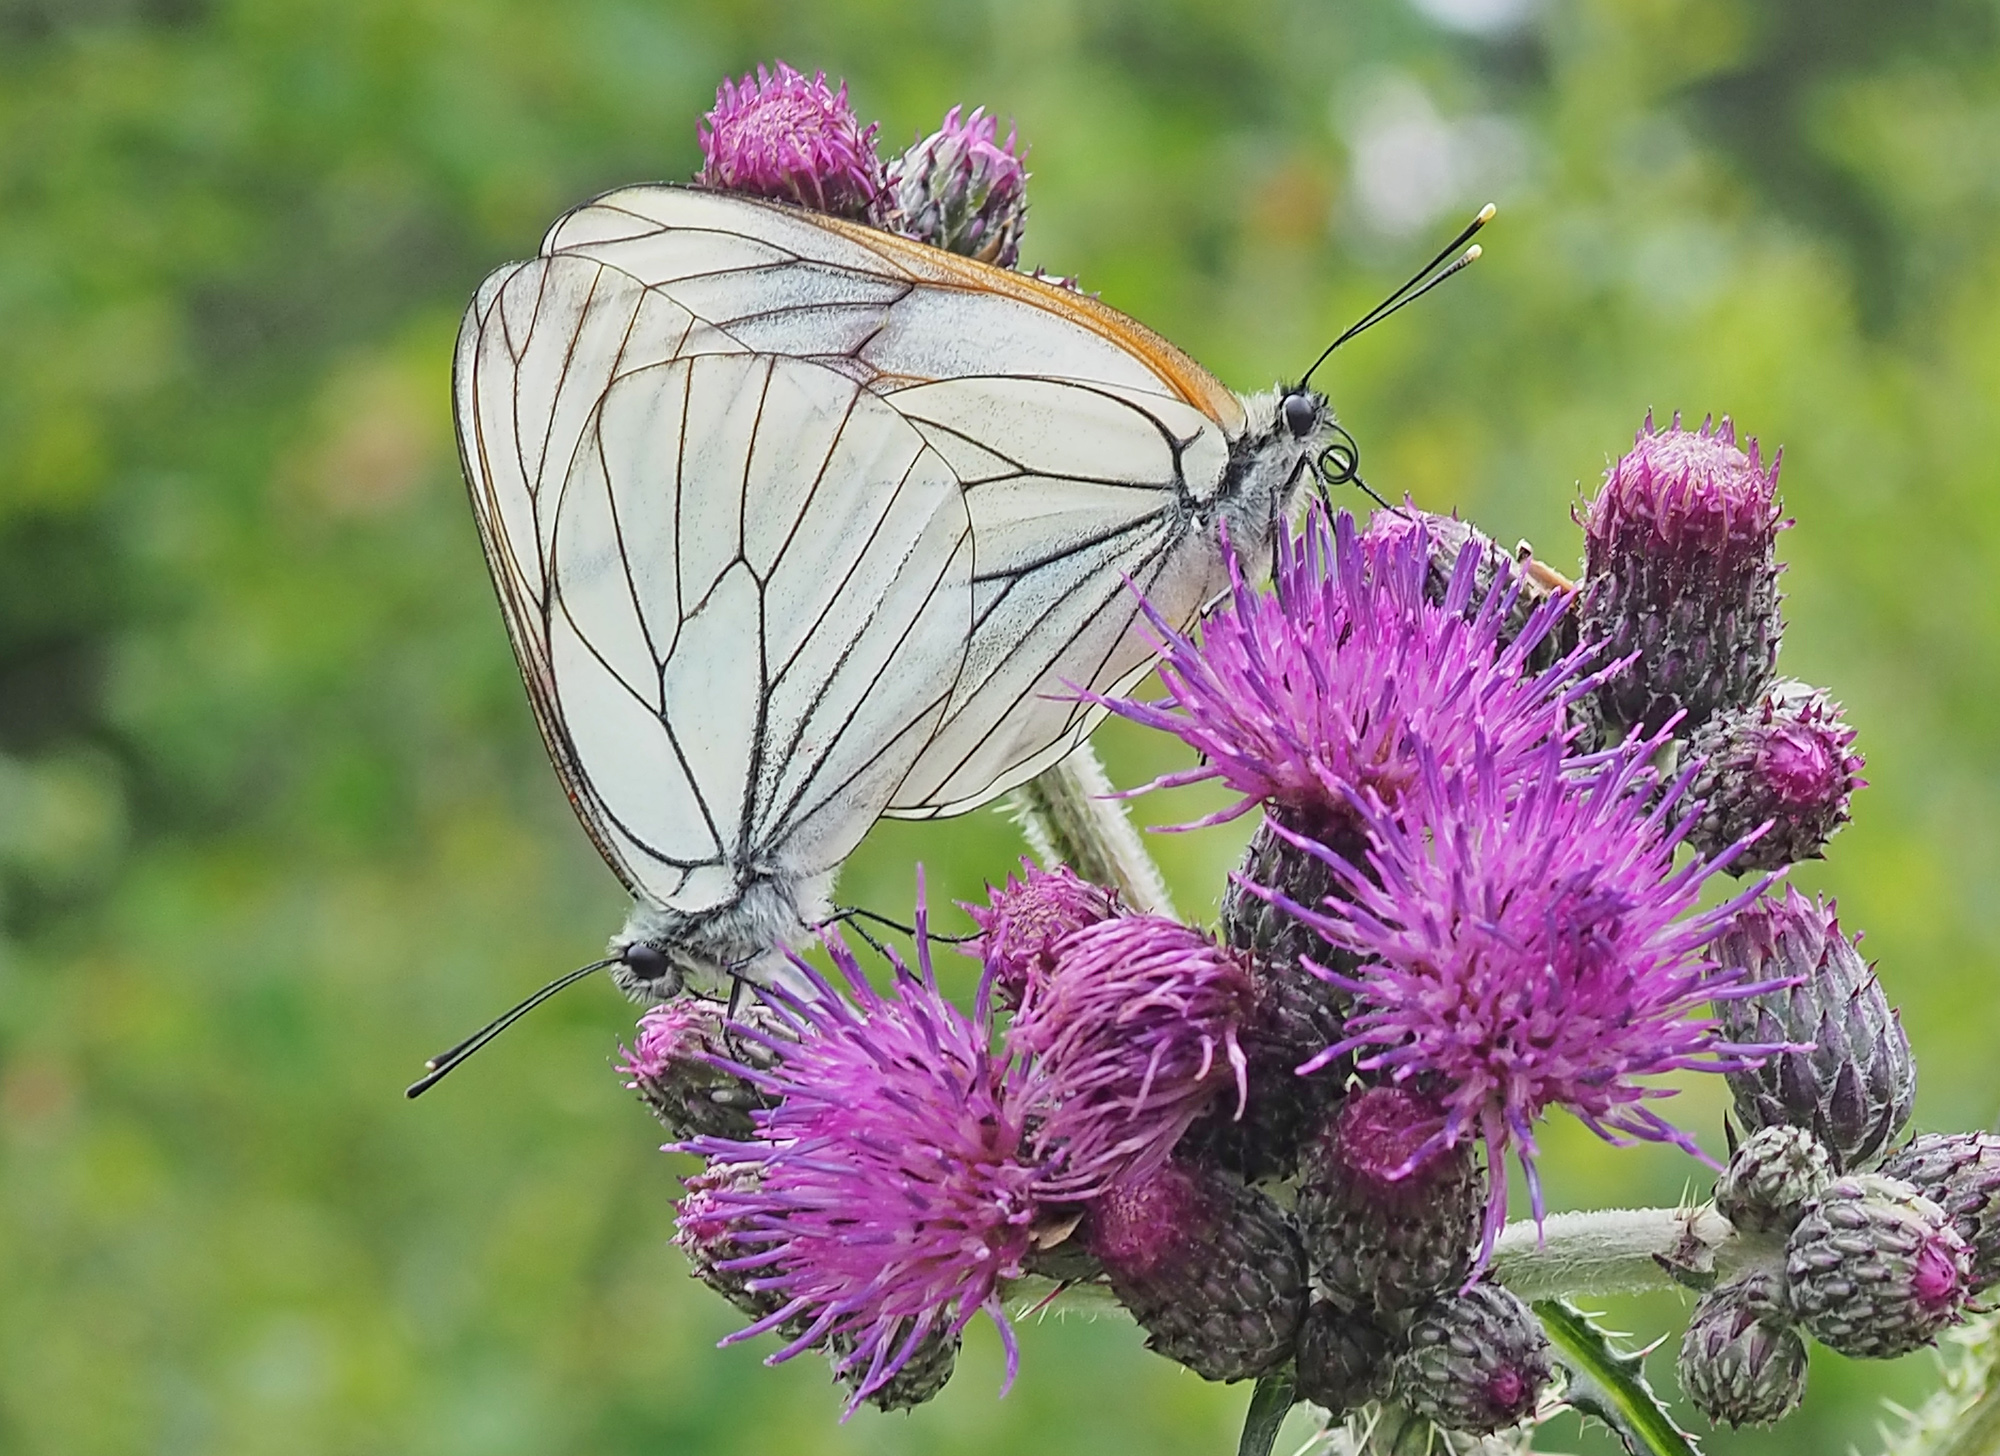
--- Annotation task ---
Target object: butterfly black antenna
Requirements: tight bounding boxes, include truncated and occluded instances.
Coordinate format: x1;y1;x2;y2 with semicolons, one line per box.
1298;202;1496;391
406;956;616;1098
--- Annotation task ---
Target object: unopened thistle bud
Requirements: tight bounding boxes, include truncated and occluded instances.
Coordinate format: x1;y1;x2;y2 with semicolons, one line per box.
1579;413;1786;736
1295;1300;1392;1415
618;996;784;1140
1297;1086;1484;1315
1880;1132;2000;1292
891;106;1028;267
1084;1159;1306;1382
1390;1283;1553;1436
1714;1125;1835;1234
1685;680;1865;873
1786;1173;1971;1359
1677;1272;1809;1428
1711;888;1916;1172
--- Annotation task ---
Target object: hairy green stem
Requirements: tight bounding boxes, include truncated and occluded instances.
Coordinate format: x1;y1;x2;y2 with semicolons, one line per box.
1487;1204;1778;1301
1006;742;1176;916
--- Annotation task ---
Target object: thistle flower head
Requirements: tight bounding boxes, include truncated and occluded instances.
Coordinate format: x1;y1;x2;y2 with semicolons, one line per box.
1686;680;1867;872
1786;1173;1972;1358
1297;1087;1485;1314
1584;414;1783;559
1265;737;1787;1251
1008;914;1253;1199
963;860;1119;1008
1579;412;1788;734
1678;1273;1809;1428
683;919;1039;1416
1095;504;1590;835
698;61;887;222
891;105;1029;266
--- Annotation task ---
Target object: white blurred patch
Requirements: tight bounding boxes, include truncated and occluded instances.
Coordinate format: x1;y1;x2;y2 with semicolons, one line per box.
1341;78;1530;237
1408;0;1540;37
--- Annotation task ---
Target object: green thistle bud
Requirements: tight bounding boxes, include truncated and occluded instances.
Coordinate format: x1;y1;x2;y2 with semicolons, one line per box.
1085;1159;1307;1382
1685;680;1865;874
1711;888;1916;1172
1880;1132;2000;1292
1298;1086;1484;1315
1677;1272;1809;1428
1391;1283;1553;1436
1786;1174;1971;1358
1294;1300;1392;1415
1715;1125;1835;1234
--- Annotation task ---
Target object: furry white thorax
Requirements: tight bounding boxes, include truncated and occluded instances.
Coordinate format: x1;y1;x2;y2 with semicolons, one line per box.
1215;385;1337;554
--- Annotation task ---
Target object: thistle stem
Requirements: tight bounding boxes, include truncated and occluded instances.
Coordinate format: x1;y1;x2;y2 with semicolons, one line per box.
1487;1204;1774;1301
1006;742;1176;917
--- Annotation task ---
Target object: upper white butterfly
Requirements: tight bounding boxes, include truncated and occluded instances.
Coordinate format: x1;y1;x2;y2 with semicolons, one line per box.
451;180;1335;999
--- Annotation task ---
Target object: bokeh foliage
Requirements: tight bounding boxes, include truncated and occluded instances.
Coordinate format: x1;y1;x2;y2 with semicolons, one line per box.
3;0;1999;1451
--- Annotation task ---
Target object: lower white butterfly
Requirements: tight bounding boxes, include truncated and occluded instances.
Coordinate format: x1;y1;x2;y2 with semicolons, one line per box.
431;183;1487;1090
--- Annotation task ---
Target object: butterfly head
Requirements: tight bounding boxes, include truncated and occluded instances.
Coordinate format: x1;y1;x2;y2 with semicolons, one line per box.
613;872;830;1002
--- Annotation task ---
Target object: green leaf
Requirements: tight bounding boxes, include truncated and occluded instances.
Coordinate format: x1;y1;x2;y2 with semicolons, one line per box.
1237;1372;1298;1456
1534;1300;1701;1456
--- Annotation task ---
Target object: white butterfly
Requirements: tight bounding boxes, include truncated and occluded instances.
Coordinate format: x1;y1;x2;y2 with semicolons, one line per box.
451;184;1335;1003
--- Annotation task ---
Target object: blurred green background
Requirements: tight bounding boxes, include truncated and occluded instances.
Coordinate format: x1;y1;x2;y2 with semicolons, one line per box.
4;0;2000;1451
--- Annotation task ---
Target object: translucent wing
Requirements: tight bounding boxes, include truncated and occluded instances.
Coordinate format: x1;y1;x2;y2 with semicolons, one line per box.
453;186;1243;908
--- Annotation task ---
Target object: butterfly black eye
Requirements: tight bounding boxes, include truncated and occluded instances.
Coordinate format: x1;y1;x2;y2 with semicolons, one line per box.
1281;391;1320;440
621;942;672;984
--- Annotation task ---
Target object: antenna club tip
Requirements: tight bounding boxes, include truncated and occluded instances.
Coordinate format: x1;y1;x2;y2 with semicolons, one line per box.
1465;244;1483;262
1476;202;1498;223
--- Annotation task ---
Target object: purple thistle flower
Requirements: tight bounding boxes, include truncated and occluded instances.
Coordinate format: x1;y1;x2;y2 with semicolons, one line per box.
891;105;1030;267
1009;914;1254;1199
1578;413;1788;734
1093;504;1593;835
1258;737;1791;1253
963;859;1120;1008
697;61;888;222
682;915;1042;1416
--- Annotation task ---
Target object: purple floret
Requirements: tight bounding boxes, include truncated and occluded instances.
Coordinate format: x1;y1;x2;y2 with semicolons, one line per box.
681;916;1041;1416
1009;913;1253;1199
1258;736;1792;1254
698;60;887;221
1093;504;1594;834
